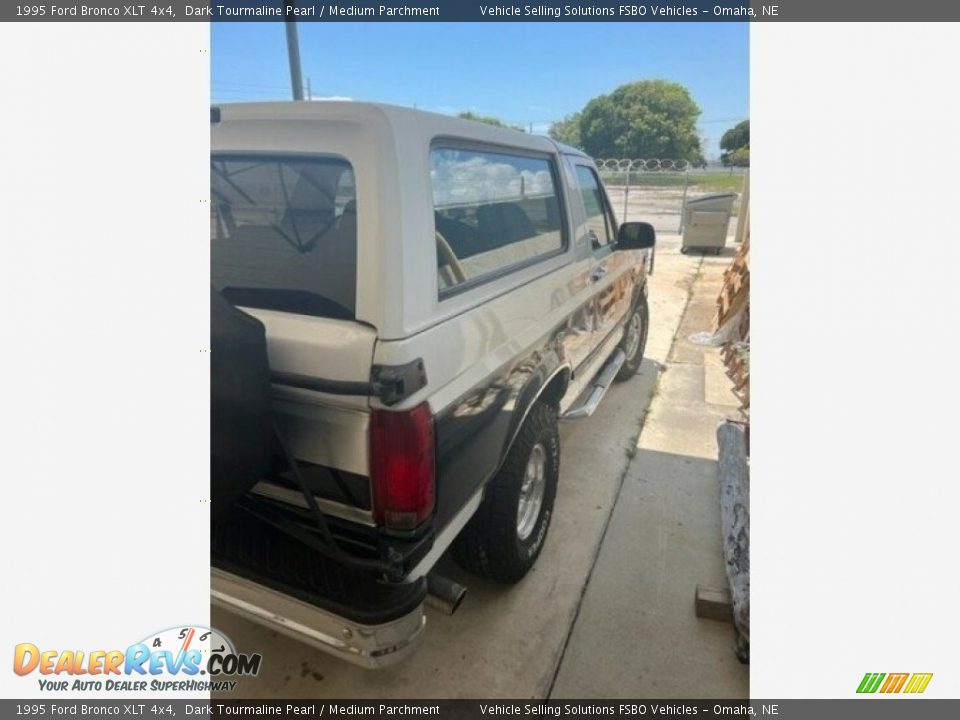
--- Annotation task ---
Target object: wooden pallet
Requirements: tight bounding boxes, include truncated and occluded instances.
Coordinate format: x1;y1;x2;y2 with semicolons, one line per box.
721;342;750;418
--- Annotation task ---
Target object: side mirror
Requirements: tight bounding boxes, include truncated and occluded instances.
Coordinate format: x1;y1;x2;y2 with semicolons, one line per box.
616;221;656;250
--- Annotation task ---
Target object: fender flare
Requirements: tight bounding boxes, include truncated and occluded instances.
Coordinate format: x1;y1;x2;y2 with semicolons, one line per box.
499;357;571;468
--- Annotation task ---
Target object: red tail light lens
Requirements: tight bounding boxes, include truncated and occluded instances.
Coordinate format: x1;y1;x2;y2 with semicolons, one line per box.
369;402;435;530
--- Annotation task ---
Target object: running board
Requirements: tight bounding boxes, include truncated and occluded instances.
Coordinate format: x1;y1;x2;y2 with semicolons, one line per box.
561;349;626;420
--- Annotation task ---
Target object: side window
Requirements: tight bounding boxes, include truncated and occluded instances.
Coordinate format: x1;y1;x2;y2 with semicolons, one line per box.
431;146;565;294
575;165;614;251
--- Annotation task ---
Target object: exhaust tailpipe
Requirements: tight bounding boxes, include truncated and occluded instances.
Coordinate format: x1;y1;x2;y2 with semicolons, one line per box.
425;574;467;615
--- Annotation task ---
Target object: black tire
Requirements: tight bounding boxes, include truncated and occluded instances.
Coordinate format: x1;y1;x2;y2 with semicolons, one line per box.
615;292;649;382
452;402;560;583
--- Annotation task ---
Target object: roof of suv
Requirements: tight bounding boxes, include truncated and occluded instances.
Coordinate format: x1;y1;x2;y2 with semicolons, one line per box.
211;100;591;159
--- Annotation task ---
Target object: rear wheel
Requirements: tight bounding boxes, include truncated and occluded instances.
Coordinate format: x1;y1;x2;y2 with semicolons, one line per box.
615;292;649;382
453;402;559;583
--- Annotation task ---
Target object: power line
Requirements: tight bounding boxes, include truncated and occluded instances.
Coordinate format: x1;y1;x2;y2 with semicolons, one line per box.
211;89;292;98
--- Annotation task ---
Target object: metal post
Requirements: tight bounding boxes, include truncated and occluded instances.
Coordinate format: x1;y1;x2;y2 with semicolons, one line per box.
734;169;750;244
623;169;630;223
678;164;690;234
285;19;304;101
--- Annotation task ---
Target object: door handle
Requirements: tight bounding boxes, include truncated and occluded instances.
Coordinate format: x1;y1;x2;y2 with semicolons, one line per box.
591;266;607;283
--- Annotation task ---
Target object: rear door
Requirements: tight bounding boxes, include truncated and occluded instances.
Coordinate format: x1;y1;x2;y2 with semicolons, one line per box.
572;164;634;349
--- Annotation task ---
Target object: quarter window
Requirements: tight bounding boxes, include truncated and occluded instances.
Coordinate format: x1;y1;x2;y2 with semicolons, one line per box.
431;147;565;293
575;165;614;250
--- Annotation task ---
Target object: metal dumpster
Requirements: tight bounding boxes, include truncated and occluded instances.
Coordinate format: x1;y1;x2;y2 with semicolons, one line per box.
681;193;737;254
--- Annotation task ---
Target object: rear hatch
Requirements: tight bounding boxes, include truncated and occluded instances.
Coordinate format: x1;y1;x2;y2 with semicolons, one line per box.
211;153;375;521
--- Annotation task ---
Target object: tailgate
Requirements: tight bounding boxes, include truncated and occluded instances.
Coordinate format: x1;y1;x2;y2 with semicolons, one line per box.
245;307;375;406
243;308;376;516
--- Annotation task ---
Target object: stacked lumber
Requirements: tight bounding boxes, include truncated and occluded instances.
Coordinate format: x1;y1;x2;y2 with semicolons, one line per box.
714;233;750;419
714;234;750;332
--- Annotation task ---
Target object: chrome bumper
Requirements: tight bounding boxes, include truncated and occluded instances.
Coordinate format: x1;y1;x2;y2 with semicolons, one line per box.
211;568;426;669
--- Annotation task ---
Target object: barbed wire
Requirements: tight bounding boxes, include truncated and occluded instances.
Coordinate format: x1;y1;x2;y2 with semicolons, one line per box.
595;159;693;172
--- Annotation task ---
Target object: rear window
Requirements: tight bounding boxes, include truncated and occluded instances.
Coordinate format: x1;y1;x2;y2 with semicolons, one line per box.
211;155;357;319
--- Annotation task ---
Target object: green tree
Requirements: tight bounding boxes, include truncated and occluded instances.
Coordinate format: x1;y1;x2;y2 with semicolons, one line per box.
457;111;523;132
549;112;582;148
578;80;703;161
720;120;750;166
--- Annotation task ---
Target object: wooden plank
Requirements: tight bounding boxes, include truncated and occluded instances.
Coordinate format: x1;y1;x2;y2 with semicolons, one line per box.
695;584;734;623
717;288;748;327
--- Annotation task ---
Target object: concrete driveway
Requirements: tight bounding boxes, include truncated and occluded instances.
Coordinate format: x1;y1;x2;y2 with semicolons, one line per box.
213;233;747;699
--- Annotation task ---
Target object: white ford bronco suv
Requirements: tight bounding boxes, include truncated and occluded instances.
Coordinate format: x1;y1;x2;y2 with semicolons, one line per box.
209;102;655;667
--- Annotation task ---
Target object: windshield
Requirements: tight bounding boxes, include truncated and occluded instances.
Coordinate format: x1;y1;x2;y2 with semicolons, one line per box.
211;155;357;320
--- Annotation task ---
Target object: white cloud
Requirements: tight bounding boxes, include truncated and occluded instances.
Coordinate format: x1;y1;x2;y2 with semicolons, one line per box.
432;152;555;207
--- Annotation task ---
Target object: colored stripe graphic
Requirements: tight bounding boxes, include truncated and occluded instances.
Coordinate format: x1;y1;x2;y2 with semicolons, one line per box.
858;672;933;694
903;673;933;694
857;673;885;693
880;673;909;693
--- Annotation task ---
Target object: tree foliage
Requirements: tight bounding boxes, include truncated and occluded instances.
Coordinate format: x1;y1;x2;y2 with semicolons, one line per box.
720;120;749;166
457;111;523;132
548;112;582;148
577;80;703;162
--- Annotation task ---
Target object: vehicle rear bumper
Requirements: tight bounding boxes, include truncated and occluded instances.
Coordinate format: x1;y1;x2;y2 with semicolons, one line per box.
211;568;426;669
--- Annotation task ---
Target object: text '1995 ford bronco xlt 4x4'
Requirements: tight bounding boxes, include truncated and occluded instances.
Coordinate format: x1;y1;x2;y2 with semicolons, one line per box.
210;102;655;668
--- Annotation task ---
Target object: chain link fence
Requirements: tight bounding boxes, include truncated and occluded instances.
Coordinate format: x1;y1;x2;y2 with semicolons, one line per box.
596;159;747;235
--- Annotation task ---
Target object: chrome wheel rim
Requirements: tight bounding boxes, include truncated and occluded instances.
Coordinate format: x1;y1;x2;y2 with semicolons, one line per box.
624;311;642;360
517;443;547;541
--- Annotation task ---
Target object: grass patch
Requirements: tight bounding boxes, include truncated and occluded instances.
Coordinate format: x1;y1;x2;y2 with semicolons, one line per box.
690;173;747;194
601;173;687;188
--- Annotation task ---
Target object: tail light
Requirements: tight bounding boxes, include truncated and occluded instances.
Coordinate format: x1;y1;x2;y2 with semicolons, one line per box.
369;402;435;530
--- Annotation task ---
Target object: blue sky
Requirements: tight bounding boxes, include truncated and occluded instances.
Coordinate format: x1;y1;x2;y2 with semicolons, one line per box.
212;22;748;160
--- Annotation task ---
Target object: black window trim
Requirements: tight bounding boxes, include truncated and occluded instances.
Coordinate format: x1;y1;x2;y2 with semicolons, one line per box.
430;137;571;301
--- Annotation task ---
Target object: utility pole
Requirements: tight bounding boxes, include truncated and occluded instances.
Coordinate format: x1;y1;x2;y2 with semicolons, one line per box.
284;13;304;101
306;77;312;101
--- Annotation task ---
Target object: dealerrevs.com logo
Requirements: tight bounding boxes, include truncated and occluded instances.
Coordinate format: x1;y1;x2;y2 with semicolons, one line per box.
857;672;933;694
13;626;261;693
